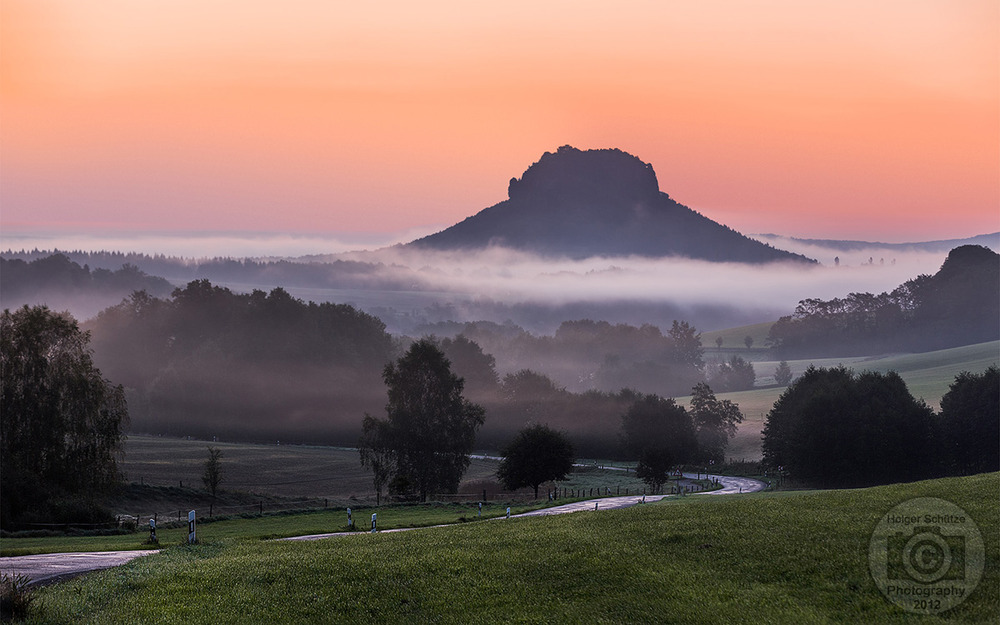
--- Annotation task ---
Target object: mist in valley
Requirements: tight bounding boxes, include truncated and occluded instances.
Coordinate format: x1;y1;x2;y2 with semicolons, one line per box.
4;235;994;459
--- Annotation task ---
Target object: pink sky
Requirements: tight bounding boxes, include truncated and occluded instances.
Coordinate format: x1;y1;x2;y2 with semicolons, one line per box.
2;1;998;249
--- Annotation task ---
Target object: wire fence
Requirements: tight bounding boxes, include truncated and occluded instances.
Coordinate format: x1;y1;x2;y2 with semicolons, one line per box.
8;480;721;534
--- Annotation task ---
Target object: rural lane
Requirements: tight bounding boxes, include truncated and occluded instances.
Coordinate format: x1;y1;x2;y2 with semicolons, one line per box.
1;473;765;583
0;550;159;586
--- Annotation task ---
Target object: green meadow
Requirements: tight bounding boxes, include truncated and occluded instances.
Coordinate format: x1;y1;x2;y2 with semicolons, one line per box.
0;501;549;557
685;340;999;462
21;472;999;624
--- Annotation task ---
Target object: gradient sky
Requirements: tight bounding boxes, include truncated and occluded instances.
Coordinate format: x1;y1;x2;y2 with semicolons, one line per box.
2;0;998;248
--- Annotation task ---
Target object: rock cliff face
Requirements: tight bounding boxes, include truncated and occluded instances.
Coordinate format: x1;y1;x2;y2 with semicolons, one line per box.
410;146;815;263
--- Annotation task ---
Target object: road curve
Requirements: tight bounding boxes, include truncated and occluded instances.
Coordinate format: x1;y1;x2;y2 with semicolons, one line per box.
0;550;159;586
1;474;765;582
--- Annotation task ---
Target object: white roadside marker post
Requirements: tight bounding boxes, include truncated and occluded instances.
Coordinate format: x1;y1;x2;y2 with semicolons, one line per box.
506;507;510;519
371;512;377;533
149;518;156;543
595;502;599;511
187;510;196;544
478;502;482;518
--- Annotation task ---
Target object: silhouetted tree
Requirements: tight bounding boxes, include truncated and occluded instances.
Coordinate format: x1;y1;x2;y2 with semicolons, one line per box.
689;383;744;464
360;340;485;501
202;447;223;500
939;366;999;475
744;335;754;350
635;446;673;493
621;394;698;465
715;336;724;349
497;424;575;498
1;306;128;527
762;366;935;487
358;415;394;505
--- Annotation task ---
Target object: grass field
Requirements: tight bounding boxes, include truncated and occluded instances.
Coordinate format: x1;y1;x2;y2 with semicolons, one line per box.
114;437;657;518
119;436;509;503
19;472;999;624
681;341;999;462
0;501;551;557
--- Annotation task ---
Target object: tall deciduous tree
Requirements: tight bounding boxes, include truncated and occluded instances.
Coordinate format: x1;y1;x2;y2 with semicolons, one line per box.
497;424;575;499
689;383;743;464
635;446;673;494
359;340;485;502
1;305;129;527
621;394;698;465
202;447;224;500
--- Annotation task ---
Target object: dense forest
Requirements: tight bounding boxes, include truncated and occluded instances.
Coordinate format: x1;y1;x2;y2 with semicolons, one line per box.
767;245;999;357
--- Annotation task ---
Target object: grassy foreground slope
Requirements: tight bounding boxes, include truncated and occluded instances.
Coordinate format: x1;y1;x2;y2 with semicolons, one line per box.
29;473;998;624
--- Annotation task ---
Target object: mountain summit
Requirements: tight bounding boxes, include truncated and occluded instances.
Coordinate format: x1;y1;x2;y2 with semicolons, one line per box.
410;146;814;263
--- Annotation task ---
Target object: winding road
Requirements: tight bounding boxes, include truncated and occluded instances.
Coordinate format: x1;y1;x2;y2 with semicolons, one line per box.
1;473;765;584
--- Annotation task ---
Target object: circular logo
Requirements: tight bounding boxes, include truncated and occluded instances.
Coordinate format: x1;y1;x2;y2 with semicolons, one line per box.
869;497;984;614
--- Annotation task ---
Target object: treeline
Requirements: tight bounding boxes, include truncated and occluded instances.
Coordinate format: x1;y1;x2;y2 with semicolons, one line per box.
763;366;999;487
767;245;999;357
87;281;396;444
81;281;739;457
0;254;173;318
1;249;410;292
418;318;736;397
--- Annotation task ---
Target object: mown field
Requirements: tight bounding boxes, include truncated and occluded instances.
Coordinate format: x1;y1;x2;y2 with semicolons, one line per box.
684;340;999;462
20;472;999;624
116;437;654;518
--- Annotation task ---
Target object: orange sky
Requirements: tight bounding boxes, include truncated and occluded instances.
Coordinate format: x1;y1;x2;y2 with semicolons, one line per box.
2;0;998;245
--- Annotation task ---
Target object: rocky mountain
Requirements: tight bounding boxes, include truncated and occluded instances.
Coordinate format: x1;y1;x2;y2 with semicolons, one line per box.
410;146;815;263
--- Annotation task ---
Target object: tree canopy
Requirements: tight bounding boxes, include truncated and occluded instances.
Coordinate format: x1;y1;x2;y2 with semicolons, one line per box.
621;394;698;466
939;366;999;475
689;383;744;464
761;366;935;487
87;281;394;444
1;305;129;527
359;340;485;501
497;424;575;498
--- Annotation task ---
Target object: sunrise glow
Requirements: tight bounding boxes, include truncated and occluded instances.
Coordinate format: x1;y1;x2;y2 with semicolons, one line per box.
2;0;997;245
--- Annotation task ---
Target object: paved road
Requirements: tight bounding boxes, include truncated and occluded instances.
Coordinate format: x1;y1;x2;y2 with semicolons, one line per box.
0;550;159;586
2;473;765;582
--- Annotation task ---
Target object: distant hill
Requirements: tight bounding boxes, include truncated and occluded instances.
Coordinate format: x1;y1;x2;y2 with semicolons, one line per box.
767;244;1000;357
754;232;1000;254
409;146;815;263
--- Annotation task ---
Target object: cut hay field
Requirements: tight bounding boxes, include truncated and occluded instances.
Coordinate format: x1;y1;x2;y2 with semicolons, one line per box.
683;340;999;462
22;472;999;624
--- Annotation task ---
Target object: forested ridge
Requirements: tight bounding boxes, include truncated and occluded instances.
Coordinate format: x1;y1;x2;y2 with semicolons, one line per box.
767;245;999;357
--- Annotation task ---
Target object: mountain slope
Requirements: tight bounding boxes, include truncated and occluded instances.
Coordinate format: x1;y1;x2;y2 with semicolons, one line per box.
410;146;814;263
